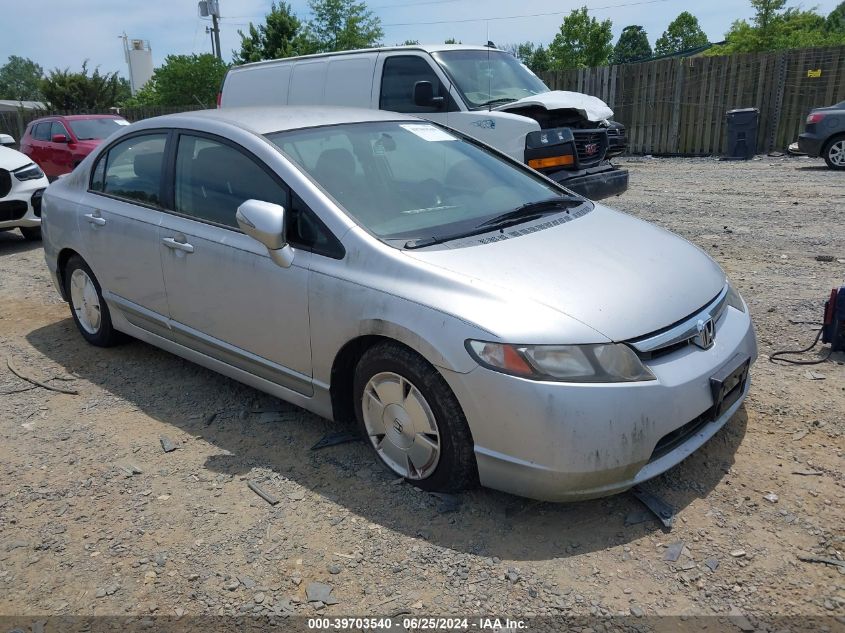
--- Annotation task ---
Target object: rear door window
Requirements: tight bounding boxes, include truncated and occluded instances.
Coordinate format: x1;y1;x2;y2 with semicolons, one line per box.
99;134;168;206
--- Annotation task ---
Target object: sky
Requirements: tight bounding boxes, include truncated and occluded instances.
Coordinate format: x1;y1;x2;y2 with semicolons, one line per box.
1;0;842;78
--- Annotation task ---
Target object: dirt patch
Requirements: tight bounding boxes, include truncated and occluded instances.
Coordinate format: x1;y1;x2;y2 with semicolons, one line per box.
0;155;843;622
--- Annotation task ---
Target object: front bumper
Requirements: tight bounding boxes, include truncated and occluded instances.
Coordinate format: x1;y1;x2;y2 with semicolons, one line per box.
798;133;825;157
0;171;47;230
543;162;629;200
443;304;757;501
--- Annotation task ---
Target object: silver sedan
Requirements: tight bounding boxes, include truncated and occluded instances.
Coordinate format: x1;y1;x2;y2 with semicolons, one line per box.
41;107;757;501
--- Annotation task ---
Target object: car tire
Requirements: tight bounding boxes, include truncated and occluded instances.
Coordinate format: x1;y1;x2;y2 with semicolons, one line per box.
823;135;845;170
19;226;41;241
64;255;123;347
353;342;477;493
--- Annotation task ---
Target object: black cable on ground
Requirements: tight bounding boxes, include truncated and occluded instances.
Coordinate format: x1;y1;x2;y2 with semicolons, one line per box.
769;327;833;365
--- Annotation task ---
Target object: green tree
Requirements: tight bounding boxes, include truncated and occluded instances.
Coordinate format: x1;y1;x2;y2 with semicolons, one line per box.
41;62;128;110
612;25;652;63
233;2;308;64
444;37;460;44
548;7;613;70
529;45;551;74
0;56;44;101
708;2;845;55
305;0;383;53
654;11;709;56
828;1;845;32
402;39;420;45
125;54;228;107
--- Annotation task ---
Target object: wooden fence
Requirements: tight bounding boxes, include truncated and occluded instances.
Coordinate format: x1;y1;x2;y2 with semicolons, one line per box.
540;45;845;155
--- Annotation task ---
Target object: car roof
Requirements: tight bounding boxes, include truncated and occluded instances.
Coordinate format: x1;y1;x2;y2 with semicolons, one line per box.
29;114;124;123
233;44;504;71
140;106;420;136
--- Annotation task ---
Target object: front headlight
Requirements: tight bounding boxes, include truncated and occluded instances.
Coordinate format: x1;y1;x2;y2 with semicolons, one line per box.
725;283;746;313
466;340;655;383
13;163;45;181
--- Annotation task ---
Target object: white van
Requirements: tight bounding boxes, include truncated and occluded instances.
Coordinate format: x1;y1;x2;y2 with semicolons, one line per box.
220;44;628;200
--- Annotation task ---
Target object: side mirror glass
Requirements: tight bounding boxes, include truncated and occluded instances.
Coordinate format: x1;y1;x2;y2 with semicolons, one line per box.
51;134;68;143
413;81;445;109
236;199;294;268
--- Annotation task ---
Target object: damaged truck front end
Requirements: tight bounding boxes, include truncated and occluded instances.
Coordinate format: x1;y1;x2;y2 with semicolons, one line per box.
499;96;628;200
431;49;628;201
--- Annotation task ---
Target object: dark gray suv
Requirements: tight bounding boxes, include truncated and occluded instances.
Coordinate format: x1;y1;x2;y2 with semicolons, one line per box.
798;100;845;169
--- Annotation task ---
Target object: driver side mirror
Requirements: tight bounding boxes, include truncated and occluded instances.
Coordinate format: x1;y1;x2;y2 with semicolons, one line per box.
51;134;68;143
235;199;294;268
413;81;445;109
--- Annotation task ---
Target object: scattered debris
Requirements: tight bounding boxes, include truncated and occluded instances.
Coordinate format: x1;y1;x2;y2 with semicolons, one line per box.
704;558;720;572
631;486;675;529
663;541;685;562
804;370;826;380
305;582;338;604
117;463;143;476
763;493;779;503
310;430;361;451
159;436;179;453
815;254;835;262
797;554;845;569
6;357;78;395
730;549;747;558
247;480;279;506
791;469;822;476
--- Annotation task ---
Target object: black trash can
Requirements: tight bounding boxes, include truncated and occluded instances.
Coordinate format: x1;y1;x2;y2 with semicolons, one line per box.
723;108;759;160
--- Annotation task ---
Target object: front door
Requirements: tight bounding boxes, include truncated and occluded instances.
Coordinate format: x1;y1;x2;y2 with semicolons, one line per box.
157;132;313;395
374;53;456;128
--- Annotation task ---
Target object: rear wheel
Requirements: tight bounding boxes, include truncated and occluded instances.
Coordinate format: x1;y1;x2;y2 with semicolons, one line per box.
64;256;123;347
823;135;845;170
19;226;41;241
353;342;477;492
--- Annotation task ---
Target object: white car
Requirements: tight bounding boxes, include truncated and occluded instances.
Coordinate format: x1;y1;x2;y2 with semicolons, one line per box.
0;144;48;241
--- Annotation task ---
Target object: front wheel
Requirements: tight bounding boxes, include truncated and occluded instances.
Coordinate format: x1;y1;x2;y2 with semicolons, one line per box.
823;136;845;170
19;226;41;241
353;342;477;492
64;255;123;347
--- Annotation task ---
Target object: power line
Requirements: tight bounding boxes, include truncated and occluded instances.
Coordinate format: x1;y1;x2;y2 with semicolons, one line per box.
381;0;674;27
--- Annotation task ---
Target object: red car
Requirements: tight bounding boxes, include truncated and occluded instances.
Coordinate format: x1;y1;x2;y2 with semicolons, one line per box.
20;114;129;180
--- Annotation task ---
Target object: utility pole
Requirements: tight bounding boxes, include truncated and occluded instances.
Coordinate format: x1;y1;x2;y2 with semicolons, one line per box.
199;0;222;60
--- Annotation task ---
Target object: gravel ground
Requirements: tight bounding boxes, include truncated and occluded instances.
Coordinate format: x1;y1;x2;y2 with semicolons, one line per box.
0;155;843;628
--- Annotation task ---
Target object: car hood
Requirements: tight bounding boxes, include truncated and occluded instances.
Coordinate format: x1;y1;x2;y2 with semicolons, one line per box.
495;90;614;122
403;204;725;342
0;145;32;171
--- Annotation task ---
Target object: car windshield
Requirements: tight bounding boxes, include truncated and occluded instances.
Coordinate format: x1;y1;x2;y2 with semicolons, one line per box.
432;50;549;109
266;121;581;243
68;118;127;141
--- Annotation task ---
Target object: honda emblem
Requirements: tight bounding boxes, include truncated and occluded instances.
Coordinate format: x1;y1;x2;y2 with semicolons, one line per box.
694;318;715;349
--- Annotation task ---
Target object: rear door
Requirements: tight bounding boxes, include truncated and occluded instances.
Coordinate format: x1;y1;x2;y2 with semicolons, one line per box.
82;131;170;330
28;122;53;177
157;131;313;395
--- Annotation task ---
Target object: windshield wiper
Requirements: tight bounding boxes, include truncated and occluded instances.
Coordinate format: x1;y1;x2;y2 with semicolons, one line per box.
475;97;517;109
404;196;582;250
477;196;582;230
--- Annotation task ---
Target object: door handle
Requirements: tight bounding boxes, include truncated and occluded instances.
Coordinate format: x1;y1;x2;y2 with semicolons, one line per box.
84;213;106;226
161;237;195;253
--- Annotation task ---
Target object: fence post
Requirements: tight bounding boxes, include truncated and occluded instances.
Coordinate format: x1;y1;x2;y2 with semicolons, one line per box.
766;52;787;152
667;60;684;154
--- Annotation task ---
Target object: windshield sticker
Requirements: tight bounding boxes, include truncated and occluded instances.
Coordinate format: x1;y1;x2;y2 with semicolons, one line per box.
399;124;456;142
115;120;130;125
472;119;496;129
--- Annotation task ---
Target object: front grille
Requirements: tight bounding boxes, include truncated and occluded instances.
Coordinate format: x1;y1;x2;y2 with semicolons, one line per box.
573;130;608;167
0;200;28;222
0;169;10;198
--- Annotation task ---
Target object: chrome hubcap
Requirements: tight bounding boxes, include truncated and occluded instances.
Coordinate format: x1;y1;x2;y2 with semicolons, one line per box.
829;140;845;166
361;371;440;480
70;269;101;334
